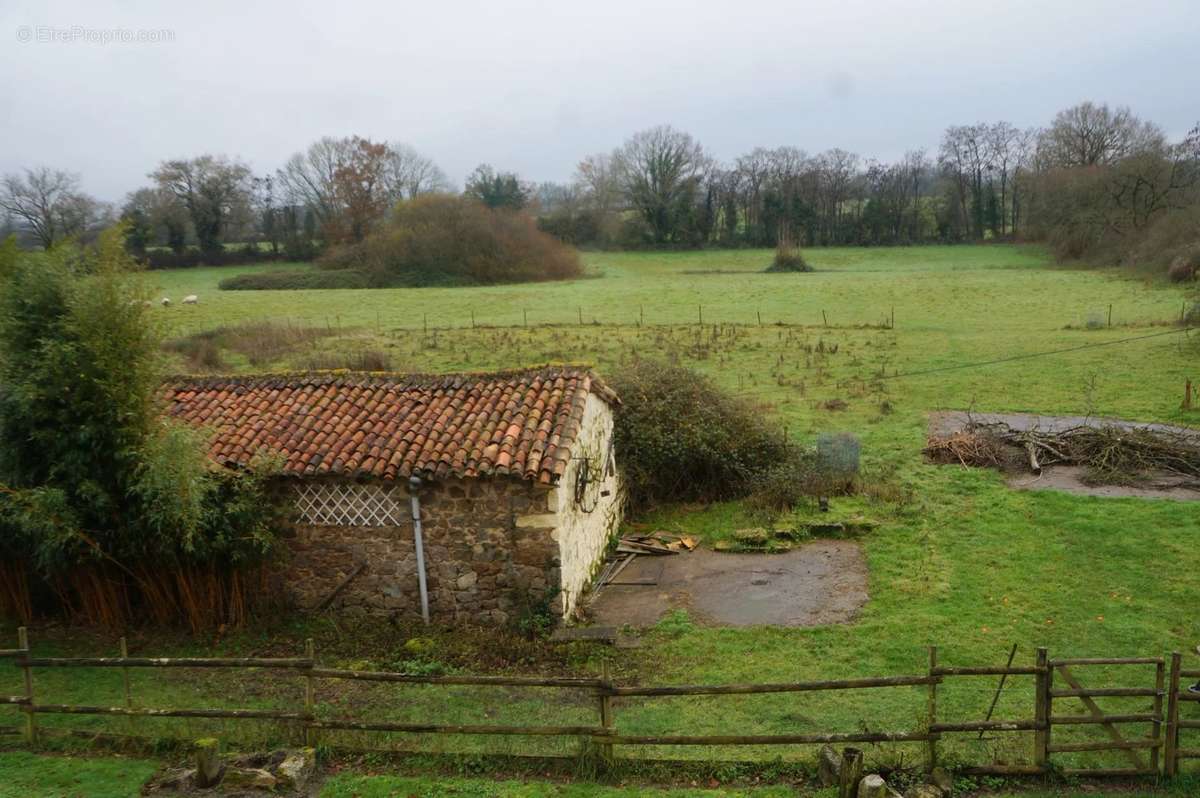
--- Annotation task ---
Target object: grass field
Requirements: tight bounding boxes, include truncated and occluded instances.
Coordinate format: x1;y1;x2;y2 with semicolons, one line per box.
3;245;1199;785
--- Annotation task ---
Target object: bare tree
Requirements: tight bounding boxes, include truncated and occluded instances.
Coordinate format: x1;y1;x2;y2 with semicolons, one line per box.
939;125;990;239
612;125;712;244
151;155;253;253
384;143;450;200
276;136;352;232
1039;102;1164;168
0;167;103;249
277;137;448;242
574;153;622;216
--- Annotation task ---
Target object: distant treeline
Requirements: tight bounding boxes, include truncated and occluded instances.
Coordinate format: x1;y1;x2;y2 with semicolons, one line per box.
2;102;1197;277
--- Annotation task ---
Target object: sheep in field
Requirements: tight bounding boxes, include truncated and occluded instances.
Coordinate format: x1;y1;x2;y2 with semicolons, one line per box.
160;297;171;307
183;294;198;304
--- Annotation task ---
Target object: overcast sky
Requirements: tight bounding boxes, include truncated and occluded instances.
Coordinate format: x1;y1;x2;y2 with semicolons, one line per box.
3;0;1198;202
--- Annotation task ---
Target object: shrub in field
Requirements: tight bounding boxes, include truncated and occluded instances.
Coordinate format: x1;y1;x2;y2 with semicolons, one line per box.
766;244;812;273
218;269;369;290
766;226;812;272
608;359;798;509
1168;252;1198;283
0;230;282;629
319;194;582;287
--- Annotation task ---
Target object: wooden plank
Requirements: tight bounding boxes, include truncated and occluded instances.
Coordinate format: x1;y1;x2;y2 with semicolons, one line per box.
1050;687;1159;698
1050;658;1163;666
598;660;614;761
933;665;1039;677
1054;664;1147;771
1034;648;1049;769
18;627;34;744
31;704;310;721
1152;659;1165;773
1166;652;1182;777
611;674;933;697
1060;767;1157;777
604;730;928;746
0;696;29;705
926;646;939;773
309;719;606;736
1047;739;1159;753
1051;714;1157;725
311;667;604;689
22;656;314;669
931;720;1041;732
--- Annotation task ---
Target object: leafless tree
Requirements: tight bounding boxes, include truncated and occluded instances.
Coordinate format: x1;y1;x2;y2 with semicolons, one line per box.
275;136;352;230
0;167;104;249
612;125;712;244
1039;102;1165;168
574;153;623;216
384;143;450;200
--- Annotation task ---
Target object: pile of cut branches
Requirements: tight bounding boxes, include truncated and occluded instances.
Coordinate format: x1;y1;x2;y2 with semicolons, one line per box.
927;420;1200;486
923;430;1012;469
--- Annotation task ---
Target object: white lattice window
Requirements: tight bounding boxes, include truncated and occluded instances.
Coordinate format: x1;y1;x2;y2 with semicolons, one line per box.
294;482;404;527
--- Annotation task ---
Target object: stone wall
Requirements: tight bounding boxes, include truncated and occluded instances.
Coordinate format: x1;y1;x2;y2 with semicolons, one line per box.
279;477;560;625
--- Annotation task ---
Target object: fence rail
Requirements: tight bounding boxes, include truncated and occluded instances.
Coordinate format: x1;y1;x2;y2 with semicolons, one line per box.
6;628;1200;779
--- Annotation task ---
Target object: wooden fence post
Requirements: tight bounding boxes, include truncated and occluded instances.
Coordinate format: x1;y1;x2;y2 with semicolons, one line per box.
598;660;614;763
926;645;939;773
1033;647;1049;770
1165;651;1181;778
839;747;863;798
18;627;35;745
304;639;315;747
1152;658;1165;774
120;636;134;737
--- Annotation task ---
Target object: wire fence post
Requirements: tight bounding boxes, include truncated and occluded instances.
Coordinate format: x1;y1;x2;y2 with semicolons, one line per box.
1034;647;1049;770
18;626;35;745
304;638;315;748
1165;651;1181;777
925;645;939;773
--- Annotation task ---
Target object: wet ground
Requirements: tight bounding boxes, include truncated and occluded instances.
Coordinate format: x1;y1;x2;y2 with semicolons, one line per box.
586;541;869;628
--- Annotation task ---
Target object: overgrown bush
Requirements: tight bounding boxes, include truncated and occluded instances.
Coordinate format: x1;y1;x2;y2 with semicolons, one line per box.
609;360;799;509
1168;251;1199;283
218;269;369;290
319;194;582;287
0;230;283;629
766;244;812;272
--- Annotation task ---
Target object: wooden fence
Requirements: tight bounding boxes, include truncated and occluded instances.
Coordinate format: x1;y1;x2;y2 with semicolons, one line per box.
4;628;1200;778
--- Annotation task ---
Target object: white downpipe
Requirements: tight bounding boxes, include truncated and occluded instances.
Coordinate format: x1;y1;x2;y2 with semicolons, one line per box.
408;476;430;625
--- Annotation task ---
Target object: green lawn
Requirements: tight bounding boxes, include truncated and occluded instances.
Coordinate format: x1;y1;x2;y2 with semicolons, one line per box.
0;751;157;798
4;245;1199;778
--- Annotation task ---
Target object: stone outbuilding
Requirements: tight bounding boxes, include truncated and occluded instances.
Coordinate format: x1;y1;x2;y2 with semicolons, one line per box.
165;367;623;624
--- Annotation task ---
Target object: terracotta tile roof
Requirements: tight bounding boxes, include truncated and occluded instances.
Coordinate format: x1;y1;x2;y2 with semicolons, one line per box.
164;367;617;485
